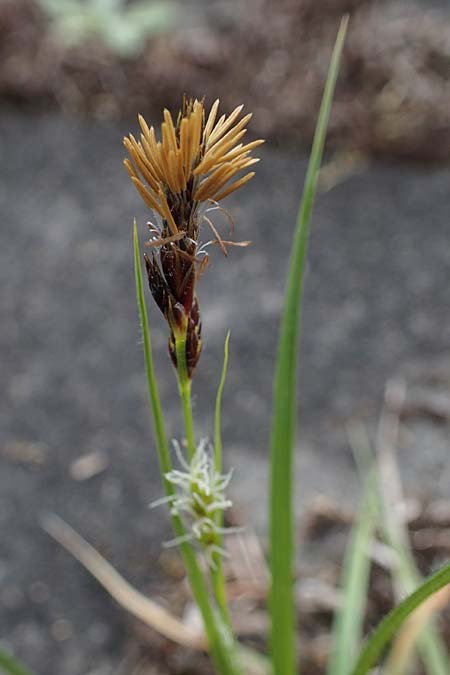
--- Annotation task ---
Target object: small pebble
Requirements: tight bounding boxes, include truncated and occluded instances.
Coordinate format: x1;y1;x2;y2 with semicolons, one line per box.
70;450;108;481
29;580;49;604
50;618;73;642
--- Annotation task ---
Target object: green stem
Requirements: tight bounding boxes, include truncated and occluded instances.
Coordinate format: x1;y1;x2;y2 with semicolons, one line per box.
175;520;242;675
175;331;233;629
173;329;237;661
134;223;241;674
211;563;231;627
175;333;196;460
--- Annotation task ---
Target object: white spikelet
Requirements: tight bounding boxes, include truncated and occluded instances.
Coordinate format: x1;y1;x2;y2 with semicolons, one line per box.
153;438;238;567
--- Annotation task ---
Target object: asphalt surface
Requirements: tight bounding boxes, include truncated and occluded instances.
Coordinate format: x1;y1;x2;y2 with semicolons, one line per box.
1;110;449;673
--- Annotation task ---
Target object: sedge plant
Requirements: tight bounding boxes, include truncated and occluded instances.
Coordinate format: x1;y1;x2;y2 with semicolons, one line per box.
1;15;448;675
124;16;450;675
1;18;449;675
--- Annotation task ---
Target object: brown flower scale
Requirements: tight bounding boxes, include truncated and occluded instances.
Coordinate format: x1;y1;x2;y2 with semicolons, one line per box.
124;97;263;377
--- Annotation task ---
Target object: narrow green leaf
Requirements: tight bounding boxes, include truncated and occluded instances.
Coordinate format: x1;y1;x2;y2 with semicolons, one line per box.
211;331;232;625
0;647;32;675
214;331;231;474
384;534;450;675
133;223;241;675
348;422;450;675
327;475;377;675
133;220;172;482
351;563;450;675
379;475;449;674
268;17;348;675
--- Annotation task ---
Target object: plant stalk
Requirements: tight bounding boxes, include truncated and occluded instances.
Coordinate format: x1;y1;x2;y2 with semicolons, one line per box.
175;333;196;460
134;224;241;674
211;331;233;626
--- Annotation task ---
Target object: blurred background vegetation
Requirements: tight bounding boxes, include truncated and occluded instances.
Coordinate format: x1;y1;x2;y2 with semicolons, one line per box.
0;0;449;160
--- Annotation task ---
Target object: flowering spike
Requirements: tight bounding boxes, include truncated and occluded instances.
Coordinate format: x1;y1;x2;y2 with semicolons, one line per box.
124;98;263;377
154;439;237;568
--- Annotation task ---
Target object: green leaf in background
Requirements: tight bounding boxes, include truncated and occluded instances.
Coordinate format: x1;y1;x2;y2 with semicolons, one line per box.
381;505;450;675
348;421;450;675
351;562;450;675
133;220;173;482
268;16;348;675
37;0;80;18
127;1;177;32
0;646;32;675
38;0;177;57
326;475;377;675
106;3;177;57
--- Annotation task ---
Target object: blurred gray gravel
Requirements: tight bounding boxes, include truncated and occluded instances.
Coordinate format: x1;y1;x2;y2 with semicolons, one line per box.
1;110;449;673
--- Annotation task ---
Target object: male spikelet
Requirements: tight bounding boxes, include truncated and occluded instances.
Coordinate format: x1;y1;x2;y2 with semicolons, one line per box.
124;97;263;376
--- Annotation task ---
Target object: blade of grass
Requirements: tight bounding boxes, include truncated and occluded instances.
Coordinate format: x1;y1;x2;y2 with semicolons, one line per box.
326;474;377;675
134;223;241;674
0;648;32;675
134;221;173;483
386;585;450;675
268;17;348;675
350;562;450;675
214;331;231;474
348;418;450;675
375;381;450;675
211;331;232;625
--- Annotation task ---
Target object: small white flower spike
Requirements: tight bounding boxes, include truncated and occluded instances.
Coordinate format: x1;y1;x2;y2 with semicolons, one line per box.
153;438;239;568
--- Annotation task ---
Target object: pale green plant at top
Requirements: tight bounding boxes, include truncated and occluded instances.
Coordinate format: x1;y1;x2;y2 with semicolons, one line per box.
38;0;177;58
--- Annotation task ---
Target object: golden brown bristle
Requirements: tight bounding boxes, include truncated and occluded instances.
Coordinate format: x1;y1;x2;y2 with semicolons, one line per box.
124;99;262;216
